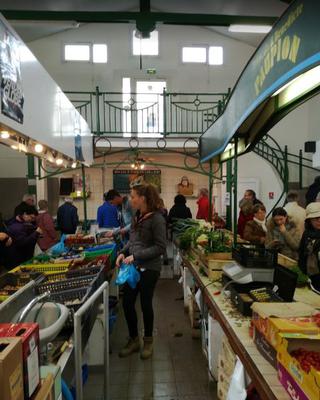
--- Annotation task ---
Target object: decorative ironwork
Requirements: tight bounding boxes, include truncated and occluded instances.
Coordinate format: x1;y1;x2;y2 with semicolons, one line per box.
65;88;229;136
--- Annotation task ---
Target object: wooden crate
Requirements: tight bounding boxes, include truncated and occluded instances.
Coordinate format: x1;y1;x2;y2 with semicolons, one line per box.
277;253;297;268
206;252;232;261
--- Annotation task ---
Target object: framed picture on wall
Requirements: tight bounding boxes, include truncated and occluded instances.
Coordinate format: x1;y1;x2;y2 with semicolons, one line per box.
177;176;194;196
113;169;161;193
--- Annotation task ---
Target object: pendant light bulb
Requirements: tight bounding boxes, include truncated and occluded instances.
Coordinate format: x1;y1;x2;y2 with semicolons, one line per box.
0;131;10;139
34;143;44;153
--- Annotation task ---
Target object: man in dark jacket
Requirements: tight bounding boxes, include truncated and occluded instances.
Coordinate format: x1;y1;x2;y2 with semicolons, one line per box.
6;204;42;269
305;176;320;205
57;197;79;234
0;213;12;269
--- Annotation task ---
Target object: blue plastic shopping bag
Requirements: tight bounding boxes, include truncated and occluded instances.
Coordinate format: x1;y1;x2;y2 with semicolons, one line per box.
115;263;140;289
49;234;66;256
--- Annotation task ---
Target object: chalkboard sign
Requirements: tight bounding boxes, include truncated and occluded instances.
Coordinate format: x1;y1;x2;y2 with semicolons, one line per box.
113;170;161;193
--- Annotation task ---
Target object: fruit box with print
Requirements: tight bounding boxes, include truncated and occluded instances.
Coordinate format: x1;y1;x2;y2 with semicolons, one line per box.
251;302;319;349
277;333;320;400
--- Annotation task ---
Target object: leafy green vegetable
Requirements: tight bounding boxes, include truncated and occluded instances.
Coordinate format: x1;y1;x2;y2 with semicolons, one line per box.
290;265;309;286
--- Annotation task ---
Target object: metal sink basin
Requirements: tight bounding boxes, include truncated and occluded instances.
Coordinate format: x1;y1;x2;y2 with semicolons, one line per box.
13;302;69;347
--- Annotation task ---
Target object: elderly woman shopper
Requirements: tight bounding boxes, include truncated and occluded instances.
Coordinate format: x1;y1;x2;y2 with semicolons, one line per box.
266;207;301;259
299;202;320;277
243;204;267;245
116;184;166;360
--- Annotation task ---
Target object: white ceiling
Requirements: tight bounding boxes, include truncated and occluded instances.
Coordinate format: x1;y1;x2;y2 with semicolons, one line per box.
3;0;290;46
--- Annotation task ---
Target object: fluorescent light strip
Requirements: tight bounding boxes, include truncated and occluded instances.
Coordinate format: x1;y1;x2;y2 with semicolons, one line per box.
277;65;320;107
228;24;272;34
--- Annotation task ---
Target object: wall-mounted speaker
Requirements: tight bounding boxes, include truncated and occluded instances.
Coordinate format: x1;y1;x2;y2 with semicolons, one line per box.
304;141;316;153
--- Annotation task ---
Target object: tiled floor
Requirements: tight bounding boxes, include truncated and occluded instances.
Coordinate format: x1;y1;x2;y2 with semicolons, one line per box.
83;272;217;400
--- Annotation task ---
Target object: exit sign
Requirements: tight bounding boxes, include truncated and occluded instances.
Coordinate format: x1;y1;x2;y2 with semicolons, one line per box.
147;68;156;74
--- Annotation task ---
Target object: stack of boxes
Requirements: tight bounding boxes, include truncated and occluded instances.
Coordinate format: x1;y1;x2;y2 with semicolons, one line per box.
0;323;62;400
251;302;320;400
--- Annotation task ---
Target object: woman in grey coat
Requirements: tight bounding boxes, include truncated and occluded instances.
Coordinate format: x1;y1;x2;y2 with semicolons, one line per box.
116;184;167;360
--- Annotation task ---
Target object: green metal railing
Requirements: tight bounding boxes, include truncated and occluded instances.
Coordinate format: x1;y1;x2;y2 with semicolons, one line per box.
65;87;230;136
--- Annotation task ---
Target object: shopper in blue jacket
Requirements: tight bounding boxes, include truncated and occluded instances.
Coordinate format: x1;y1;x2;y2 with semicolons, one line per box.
97;190;122;229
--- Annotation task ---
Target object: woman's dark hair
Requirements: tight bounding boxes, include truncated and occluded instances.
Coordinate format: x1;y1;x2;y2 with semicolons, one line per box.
174;194;186;205
252;204;266;214
272;207;287;218
131;184;161;212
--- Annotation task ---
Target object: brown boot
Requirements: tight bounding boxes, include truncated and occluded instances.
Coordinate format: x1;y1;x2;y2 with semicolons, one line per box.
140;337;153;360
118;337;140;358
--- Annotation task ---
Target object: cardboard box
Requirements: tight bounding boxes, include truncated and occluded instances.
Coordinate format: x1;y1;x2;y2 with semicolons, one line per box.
251;302;318;348
218;353;235;376
277;333;320;400
34;373;54;400
217;369;231;400
253;326;277;369
0;323;40;398
0;337;24;400
221;335;237;366
278;362;309;400
40;365;62;400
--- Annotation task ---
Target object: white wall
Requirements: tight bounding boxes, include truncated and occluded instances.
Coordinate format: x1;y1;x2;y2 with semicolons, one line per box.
0;145;26;178
28;23;255;93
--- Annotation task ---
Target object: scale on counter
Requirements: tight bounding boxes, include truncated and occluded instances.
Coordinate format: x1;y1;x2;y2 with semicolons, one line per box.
222;262;274;284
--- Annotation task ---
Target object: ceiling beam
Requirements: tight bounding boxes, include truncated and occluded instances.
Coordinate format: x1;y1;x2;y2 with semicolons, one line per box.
1;10;278;27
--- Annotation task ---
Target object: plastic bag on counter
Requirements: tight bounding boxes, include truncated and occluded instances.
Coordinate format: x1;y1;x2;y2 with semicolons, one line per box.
227;357;247;400
115;263;140;289
49;234;66;256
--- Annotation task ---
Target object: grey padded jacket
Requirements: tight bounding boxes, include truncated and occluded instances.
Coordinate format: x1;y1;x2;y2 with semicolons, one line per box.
121;211;167;272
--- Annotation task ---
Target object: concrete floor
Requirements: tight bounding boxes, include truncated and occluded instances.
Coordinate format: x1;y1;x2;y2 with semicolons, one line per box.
83;274;217;400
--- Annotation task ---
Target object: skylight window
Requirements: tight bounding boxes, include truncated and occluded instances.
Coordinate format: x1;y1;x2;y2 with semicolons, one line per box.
132;30;159;56
182;47;207;63
64;44;90;61
209;46;223;65
93;44;108;63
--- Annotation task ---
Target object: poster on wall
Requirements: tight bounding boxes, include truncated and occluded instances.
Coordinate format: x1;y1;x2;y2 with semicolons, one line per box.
113;170;161;193
0;21;24;123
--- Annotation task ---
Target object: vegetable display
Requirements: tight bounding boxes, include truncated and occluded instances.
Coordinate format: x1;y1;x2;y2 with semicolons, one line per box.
174;219;232;253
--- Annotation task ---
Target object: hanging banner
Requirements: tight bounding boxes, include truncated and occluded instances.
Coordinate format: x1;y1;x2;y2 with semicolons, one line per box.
0;20;24;124
200;0;320;162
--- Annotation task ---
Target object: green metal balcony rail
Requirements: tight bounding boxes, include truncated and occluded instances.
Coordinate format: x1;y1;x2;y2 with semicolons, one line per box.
64;87;230;136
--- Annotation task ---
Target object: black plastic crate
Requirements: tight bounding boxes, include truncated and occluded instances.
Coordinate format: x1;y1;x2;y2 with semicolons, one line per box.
48;287;91;327
37;275;96;294
46;265;105;283
232;244;277;269
0;272;45;295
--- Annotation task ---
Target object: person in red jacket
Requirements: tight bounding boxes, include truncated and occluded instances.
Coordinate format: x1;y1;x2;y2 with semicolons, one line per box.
196;188;210;221
36;200;58;251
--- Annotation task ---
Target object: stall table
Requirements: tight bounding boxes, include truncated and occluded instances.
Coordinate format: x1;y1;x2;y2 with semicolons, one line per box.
182;254;291;400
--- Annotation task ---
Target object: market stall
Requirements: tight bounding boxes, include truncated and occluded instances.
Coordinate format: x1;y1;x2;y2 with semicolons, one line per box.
173;219;320;400
0;234;117;400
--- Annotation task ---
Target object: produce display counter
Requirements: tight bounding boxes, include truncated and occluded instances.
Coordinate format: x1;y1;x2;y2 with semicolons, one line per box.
182;253;293;400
